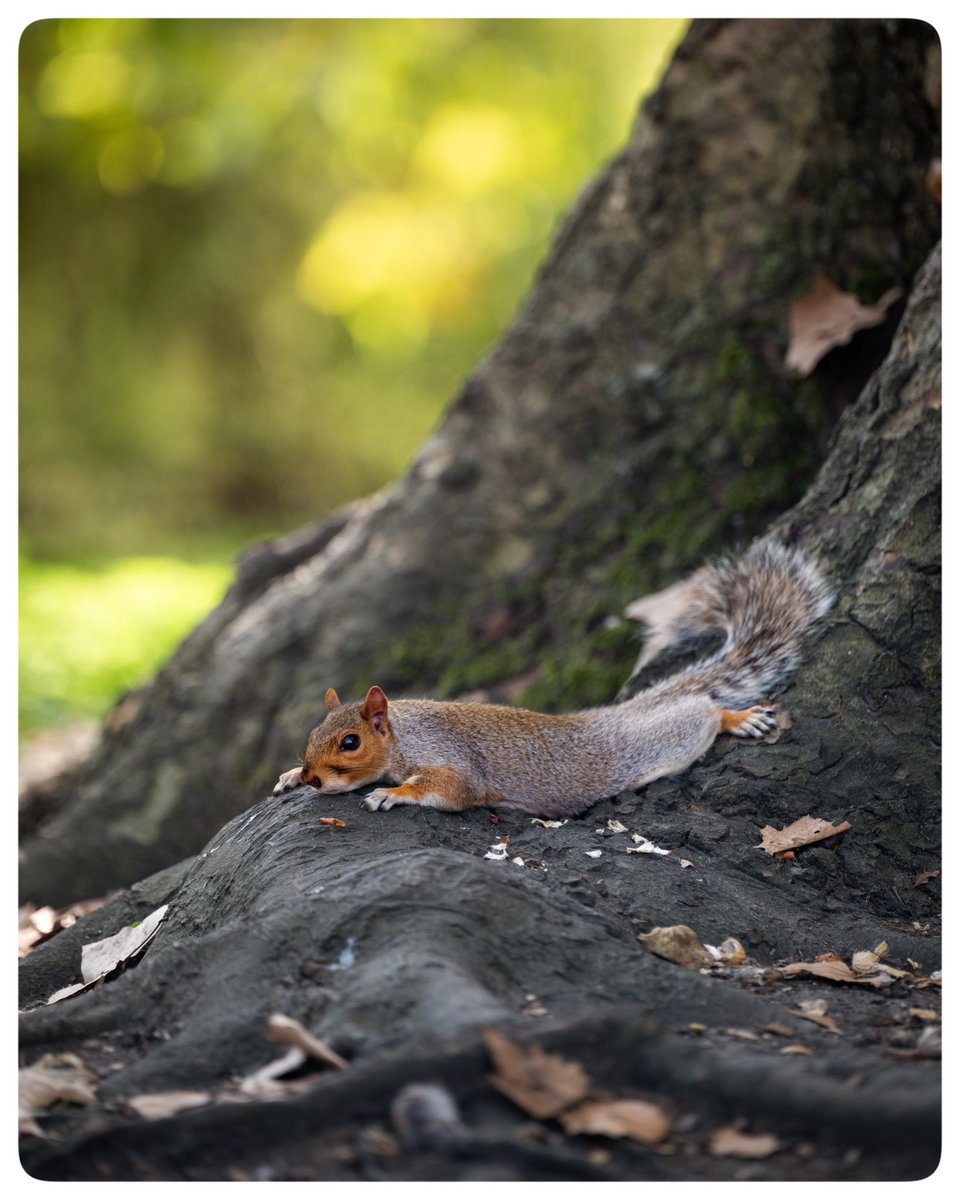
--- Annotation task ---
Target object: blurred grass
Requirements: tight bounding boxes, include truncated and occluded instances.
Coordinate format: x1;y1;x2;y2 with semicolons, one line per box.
19;18;688;738
19;556;233;735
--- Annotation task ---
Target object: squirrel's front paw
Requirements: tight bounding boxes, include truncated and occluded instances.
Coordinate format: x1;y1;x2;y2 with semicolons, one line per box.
363;787;398;812
273;767;304;796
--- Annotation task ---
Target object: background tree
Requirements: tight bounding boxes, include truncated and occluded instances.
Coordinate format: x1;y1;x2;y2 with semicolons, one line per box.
20;17;940;907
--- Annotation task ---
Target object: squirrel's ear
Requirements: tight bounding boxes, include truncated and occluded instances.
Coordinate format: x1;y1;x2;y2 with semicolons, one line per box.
361;685;390;733
325;687;342;712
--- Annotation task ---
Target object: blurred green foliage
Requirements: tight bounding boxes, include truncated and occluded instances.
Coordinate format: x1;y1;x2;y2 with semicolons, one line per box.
21;16;685;557
19;17;686;733
19;557;233;733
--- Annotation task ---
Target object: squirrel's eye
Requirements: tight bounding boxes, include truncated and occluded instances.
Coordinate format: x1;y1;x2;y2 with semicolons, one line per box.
340;734;360;752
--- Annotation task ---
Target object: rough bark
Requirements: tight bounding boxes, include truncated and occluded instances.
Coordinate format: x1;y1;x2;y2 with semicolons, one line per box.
19;17;940;907
18;241;941;1183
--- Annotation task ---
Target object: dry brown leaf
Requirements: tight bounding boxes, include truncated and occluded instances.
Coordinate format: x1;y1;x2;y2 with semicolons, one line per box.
638;925;713;968
781;961;890;988
789;1000;841;1035
19;1063;97;1119
786;271;901;376
267;1013;348;1070
780;1044;812;1056
483;1028;590;1119
762;1023;795;1038
756;815;851;856
319;817;347;827
560;1099;671;1145
914;869;940;887
127;1091;213;1119
708;1126;782;1159
716;937;746;966
239;1047;315;1100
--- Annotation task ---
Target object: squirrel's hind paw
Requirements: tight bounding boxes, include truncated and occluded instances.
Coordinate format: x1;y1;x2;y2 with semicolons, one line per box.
721;705;779;738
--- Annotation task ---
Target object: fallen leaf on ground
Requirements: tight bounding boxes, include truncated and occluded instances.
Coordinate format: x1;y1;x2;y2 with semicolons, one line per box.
780;1044;813;1056
785;271;901;376
756;815;851;856
530;818;566;828
267;1013;348;1069
781;960;891;988
712;937;746;966
238;1014;347;1099
46;905;170;1005
127;1091;213;1119
708;1126;782;1158
19;1062;98;1126
80;905;170;984
606;819;629;834
639;925;714;968
319;817;346;827
560;1099;671;1144
19;894;117;958
914;869;940;886
483;1028;589;1119
762;1023;795;1038
909;1008;939;1022
789;999;841;1034
627;834;670;856
851;941;888;975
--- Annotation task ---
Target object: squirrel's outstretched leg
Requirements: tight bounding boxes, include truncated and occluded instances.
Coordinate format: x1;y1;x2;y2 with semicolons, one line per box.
363;766;498;813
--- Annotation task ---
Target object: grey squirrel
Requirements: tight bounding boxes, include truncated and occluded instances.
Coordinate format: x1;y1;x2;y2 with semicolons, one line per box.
274;540;832;817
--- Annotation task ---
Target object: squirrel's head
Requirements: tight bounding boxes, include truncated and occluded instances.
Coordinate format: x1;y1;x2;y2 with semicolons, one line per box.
299;685;394;793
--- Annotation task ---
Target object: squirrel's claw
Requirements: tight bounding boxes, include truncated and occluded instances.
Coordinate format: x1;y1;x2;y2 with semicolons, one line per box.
725;705;779;738
363;787;399;812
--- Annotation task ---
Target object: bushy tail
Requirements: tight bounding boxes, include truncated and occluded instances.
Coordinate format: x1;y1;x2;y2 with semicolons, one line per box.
627;540;834;709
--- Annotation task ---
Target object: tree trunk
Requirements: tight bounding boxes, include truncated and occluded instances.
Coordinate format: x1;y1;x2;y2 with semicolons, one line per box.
19;18;941;1182
18;241;942;1182
20;18;939;907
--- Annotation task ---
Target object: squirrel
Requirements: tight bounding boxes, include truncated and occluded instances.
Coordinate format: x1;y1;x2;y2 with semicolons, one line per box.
273;540;832;818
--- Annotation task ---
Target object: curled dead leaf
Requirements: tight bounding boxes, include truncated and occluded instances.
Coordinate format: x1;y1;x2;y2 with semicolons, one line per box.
267;1013;348;1070
319;817;347;827
483;1028;590;1119
757;815;851;856
639;925;714;968
786;271;901;376
782;961;891;988
560;1099;671;1145
789;1000;841;1035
